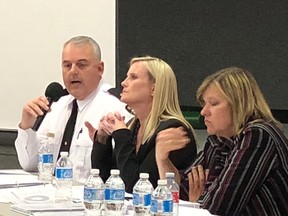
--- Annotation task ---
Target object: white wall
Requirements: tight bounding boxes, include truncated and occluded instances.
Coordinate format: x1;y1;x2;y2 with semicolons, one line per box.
0;0;115;129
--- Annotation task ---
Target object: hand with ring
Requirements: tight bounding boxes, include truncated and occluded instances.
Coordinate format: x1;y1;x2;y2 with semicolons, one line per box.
188;165;209;202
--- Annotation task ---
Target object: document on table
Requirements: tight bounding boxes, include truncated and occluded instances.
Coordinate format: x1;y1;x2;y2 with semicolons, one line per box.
0;169;85;215
9;184;85;215
11;202;85;216
0;169;42;188
0;169;44;203
8;185;136;215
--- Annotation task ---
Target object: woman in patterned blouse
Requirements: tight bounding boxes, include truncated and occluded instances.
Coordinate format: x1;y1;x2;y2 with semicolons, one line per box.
156;67;288;215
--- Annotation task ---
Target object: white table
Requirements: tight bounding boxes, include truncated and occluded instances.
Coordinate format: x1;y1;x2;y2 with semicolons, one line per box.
0;169;212;216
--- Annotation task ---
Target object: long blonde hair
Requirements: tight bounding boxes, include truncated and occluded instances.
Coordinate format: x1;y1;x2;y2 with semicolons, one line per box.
196;67;282;134
127;56;195;143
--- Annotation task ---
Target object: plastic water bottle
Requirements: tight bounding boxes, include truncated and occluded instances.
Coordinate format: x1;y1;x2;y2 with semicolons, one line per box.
83;169;105;216
151;179;173;216
55;151;73;203
104;169;125;216
166;172;179;216
38;133;54;183
132;173;154;215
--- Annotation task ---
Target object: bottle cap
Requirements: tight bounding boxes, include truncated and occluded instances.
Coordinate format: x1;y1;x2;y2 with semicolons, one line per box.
91;169;100;175
139;173;149;179
158;179;167;185
60;151;68;157
110;169;120;175
165;172;175;178
47;132;55;138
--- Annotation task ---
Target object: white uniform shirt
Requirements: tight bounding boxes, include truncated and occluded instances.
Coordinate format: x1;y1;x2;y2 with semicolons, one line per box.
15;80;132;183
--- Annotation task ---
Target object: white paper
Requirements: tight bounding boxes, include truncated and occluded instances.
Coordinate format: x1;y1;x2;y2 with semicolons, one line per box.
0;169;42;187
10;203;85;215
9;184;85;215
0;170;44;203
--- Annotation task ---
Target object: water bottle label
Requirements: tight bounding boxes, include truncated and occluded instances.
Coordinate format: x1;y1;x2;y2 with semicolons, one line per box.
105;188;125;201
133;193;151;206
151;199;173;213
171;191;179;203
163;200;173;212
84;187;104;202
55;167;73;179
150;199;158;212
42;153;53;164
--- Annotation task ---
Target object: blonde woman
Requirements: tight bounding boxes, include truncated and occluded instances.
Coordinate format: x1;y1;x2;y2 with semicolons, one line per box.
88;56;197;193
156;67;288;215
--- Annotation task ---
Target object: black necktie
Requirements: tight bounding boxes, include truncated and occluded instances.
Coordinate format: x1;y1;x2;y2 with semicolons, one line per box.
58;99;78;157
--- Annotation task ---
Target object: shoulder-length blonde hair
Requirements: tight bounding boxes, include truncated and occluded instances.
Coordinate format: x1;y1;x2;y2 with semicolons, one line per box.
196;67;282;135
127;56;195;143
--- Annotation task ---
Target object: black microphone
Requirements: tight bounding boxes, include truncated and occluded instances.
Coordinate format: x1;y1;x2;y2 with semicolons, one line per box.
32;82;69;131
